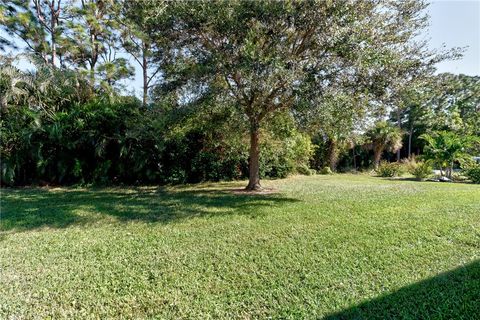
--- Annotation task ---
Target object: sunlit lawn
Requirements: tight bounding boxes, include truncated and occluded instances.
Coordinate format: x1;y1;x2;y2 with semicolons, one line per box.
1;175;479;319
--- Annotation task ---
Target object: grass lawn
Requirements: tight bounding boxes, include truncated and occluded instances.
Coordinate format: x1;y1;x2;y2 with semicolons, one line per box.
1;174;479;319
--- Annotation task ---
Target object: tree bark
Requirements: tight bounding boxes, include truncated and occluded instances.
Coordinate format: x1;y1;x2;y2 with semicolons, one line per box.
89;64;95;87
0;96;8;112
328;137;339;172
396;107;402;162
408;128;413;159
51;33;57;67
352;145;357;171
246;119;262;191
50;2;57;67
89;32;98;86
448;161;454;179
374;147;382;170
142;53;148;107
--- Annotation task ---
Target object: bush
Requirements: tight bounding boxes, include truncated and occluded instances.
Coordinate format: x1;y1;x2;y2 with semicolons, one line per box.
376;161;403;177
403;157;433;180
1;98;317;185
260;131;314;179
409;163;432;180
464;165;480;184
297;164;316;176
319;166;333;175
297;164;310;175
451;172;468;182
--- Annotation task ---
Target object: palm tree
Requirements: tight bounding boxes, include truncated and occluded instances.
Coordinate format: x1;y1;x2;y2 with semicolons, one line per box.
365;121;403;169
421;131;477;178
0;57;33;111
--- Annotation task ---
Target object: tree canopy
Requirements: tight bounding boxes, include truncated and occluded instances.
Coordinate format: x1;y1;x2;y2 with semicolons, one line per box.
144;0;452;189
1;0;478;187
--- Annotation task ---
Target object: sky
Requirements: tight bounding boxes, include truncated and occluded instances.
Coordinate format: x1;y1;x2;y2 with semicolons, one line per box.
427;0;480;76
2;0;479;97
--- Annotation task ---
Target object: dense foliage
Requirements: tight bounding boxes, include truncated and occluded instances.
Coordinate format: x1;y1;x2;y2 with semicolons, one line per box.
0;95;314;185
408;160;433;181
376;161;404;178
421;131;478;178
0;1;479;186
463;165;480;184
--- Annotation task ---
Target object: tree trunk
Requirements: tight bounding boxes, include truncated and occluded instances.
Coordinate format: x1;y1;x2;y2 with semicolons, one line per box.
408;128;413;159
328;137;340;172
352;145;357;171
51;31;57;67
142;55;148;107
373;147;382;170
396;107;402;162
89;66;95;87
246;120;262;191
142;41;151;107
89;32;98;87
0;95;8;112
50;10;57;67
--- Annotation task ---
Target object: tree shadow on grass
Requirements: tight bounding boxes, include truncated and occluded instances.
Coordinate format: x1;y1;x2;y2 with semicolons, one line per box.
0;185;299;233
325;259;480;319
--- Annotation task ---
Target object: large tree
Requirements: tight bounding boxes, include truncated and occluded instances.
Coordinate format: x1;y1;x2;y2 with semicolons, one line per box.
63;0;133;88
0;0;69;67
117;0;166;106
365;121;403;169
399;90;430;158
430;73;480;136
299;90;367;171
148;0;449;190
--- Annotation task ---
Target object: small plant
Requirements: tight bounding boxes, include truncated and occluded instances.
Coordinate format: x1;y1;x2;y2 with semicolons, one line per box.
463;165;480;184
409;161;432;181
401;157;417;171
451;172;468;182
297;164;315;176
320;166;333;175
376;161;403;177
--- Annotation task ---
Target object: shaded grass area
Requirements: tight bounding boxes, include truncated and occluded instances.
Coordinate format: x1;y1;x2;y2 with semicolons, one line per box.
1;175;479;318
326;259;480;320
1;183;296;232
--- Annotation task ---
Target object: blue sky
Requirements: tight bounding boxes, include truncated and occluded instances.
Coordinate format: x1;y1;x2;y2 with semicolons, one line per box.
428;0;480;76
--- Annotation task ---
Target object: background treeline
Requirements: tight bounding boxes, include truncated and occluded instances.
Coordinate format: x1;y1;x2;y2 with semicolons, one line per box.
1;0;479;186
0;56;314;185
0;66;313;185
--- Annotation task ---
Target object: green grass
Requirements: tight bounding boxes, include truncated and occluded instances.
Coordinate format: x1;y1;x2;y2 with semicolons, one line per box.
1;175;479;319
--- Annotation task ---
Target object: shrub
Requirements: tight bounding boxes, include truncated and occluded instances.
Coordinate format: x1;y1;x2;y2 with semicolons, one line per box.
376;161;403;177
320;166;333;175
296;164;312;175
451;172;468;182
401;157;417;171
409;161;432;180
1;98;317;185
260;131;314;179
421;131;478;178
464;165;480;184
